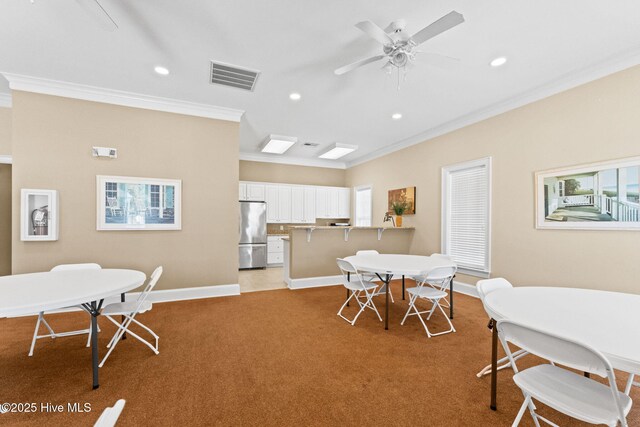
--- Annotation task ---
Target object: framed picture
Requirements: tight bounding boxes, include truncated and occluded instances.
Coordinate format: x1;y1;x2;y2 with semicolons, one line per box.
535;156;640;230
97;175;182;230
388;186;416;215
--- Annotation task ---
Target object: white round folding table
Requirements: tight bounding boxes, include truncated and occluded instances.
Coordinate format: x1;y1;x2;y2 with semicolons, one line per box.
484;286;640;410
0;269;146;389
343;254;457;330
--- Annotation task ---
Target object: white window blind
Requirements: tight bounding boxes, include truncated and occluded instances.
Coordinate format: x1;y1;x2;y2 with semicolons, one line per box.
442;158;491;277
354;186;372;226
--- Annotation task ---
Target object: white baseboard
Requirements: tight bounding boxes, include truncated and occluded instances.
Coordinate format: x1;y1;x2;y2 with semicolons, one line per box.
136;283;240;303
288;275;344;290
288;275;479;298
10;284;240;317
452;280;479;298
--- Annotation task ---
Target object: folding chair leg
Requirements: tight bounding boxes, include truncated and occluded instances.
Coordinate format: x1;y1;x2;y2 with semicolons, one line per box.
625;373;635;395
512;396;530;426
526;394;542;427
400;294;419;325
364;294;382;322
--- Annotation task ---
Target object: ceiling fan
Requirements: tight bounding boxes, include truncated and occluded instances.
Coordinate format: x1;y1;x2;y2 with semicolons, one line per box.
334;11;465;77
30;0;118;31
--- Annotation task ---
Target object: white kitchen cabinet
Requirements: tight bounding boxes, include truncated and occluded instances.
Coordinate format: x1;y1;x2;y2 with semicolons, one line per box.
239;182;265;201
315;187;329;218
328;188;340;218
278;186;292;223
239;183;246;201
291;186;316;224
265;185;279;223
316;187;350;219
291;187;305;223
266;185;292;223
267;235;285;265
338;187;350;218
246;184;265;201
303;186;316;223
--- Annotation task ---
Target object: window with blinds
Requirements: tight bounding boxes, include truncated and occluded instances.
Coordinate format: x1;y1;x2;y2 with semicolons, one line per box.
354;186;372;226
441;158;491;277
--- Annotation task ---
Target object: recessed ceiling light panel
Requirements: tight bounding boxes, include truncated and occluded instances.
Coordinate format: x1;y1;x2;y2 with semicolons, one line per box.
289;92;301;101
318;143;358;160
154;66;170;75
261;134;297;154
490;57;507;67
392;113;402;120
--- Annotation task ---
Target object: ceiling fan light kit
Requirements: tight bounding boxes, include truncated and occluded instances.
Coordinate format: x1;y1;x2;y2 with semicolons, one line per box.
334;11;465;89
318;143;358;160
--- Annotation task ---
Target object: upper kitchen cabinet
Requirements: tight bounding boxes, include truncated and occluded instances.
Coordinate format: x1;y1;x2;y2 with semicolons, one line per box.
291;186;316;224
239;182;266;201
266;184;292;223
338;187;350;218
316;186;350;219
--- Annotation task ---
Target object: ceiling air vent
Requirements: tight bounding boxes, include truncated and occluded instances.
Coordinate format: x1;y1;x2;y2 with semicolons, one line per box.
210;61;259;91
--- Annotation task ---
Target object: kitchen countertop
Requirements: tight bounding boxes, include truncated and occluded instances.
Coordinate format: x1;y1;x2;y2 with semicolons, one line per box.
288;226;415;230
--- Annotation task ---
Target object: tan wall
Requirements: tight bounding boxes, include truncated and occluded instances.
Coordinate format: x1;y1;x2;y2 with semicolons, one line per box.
0;164;11;276
346;65;640;294
240;160;346;187
289;228;414;278
11;91;239;290
0;107;11;155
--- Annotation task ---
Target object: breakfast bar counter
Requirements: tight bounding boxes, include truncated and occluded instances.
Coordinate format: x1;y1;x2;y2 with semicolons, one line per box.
283;226;415;288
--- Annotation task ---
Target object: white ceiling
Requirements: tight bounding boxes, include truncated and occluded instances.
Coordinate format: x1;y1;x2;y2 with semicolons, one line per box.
2;0;640;167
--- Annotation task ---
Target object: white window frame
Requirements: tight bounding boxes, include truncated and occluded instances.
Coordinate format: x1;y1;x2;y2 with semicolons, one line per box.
353;185;373;227
441;157;492;278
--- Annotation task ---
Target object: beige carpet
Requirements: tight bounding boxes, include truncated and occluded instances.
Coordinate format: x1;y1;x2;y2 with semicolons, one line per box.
0;281;637;426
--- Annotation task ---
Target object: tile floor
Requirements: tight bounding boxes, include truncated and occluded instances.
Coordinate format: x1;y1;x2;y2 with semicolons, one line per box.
239;267;287;293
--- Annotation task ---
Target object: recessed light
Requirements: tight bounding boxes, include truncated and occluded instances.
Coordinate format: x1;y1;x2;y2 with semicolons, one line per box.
319;143;358;160
490;57;507;67
261;134;297;154
392;113;402;120
289;92;301;101
154;66;170;76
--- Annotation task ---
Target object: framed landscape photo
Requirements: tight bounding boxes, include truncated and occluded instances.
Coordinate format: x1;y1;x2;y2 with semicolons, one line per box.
535;156;640;230
97;175;182;230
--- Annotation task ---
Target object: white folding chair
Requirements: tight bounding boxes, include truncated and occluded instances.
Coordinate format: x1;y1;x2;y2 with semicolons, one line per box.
94;399;125;427
336;258;382;326
411;253;453;307
29;263;102;356
476;278;529;377
401;266;456;338
355;250;395;303
99;266;162;367
497;320;631;427
624;374;639;395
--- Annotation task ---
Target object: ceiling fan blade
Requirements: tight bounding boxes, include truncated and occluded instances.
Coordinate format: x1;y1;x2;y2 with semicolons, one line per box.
75;0;118;31
417;52;461;69
334;54;386;75
409;11;464;46
355;21;394;45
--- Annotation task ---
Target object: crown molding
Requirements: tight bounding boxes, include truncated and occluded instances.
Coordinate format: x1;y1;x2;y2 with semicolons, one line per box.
0;155;12;164
239;152;346;169
1;73;244;122
0;92;11;108
347;46;640;168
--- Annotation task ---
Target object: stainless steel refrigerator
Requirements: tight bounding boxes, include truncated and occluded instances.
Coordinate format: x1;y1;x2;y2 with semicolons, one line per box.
239;201;267;269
